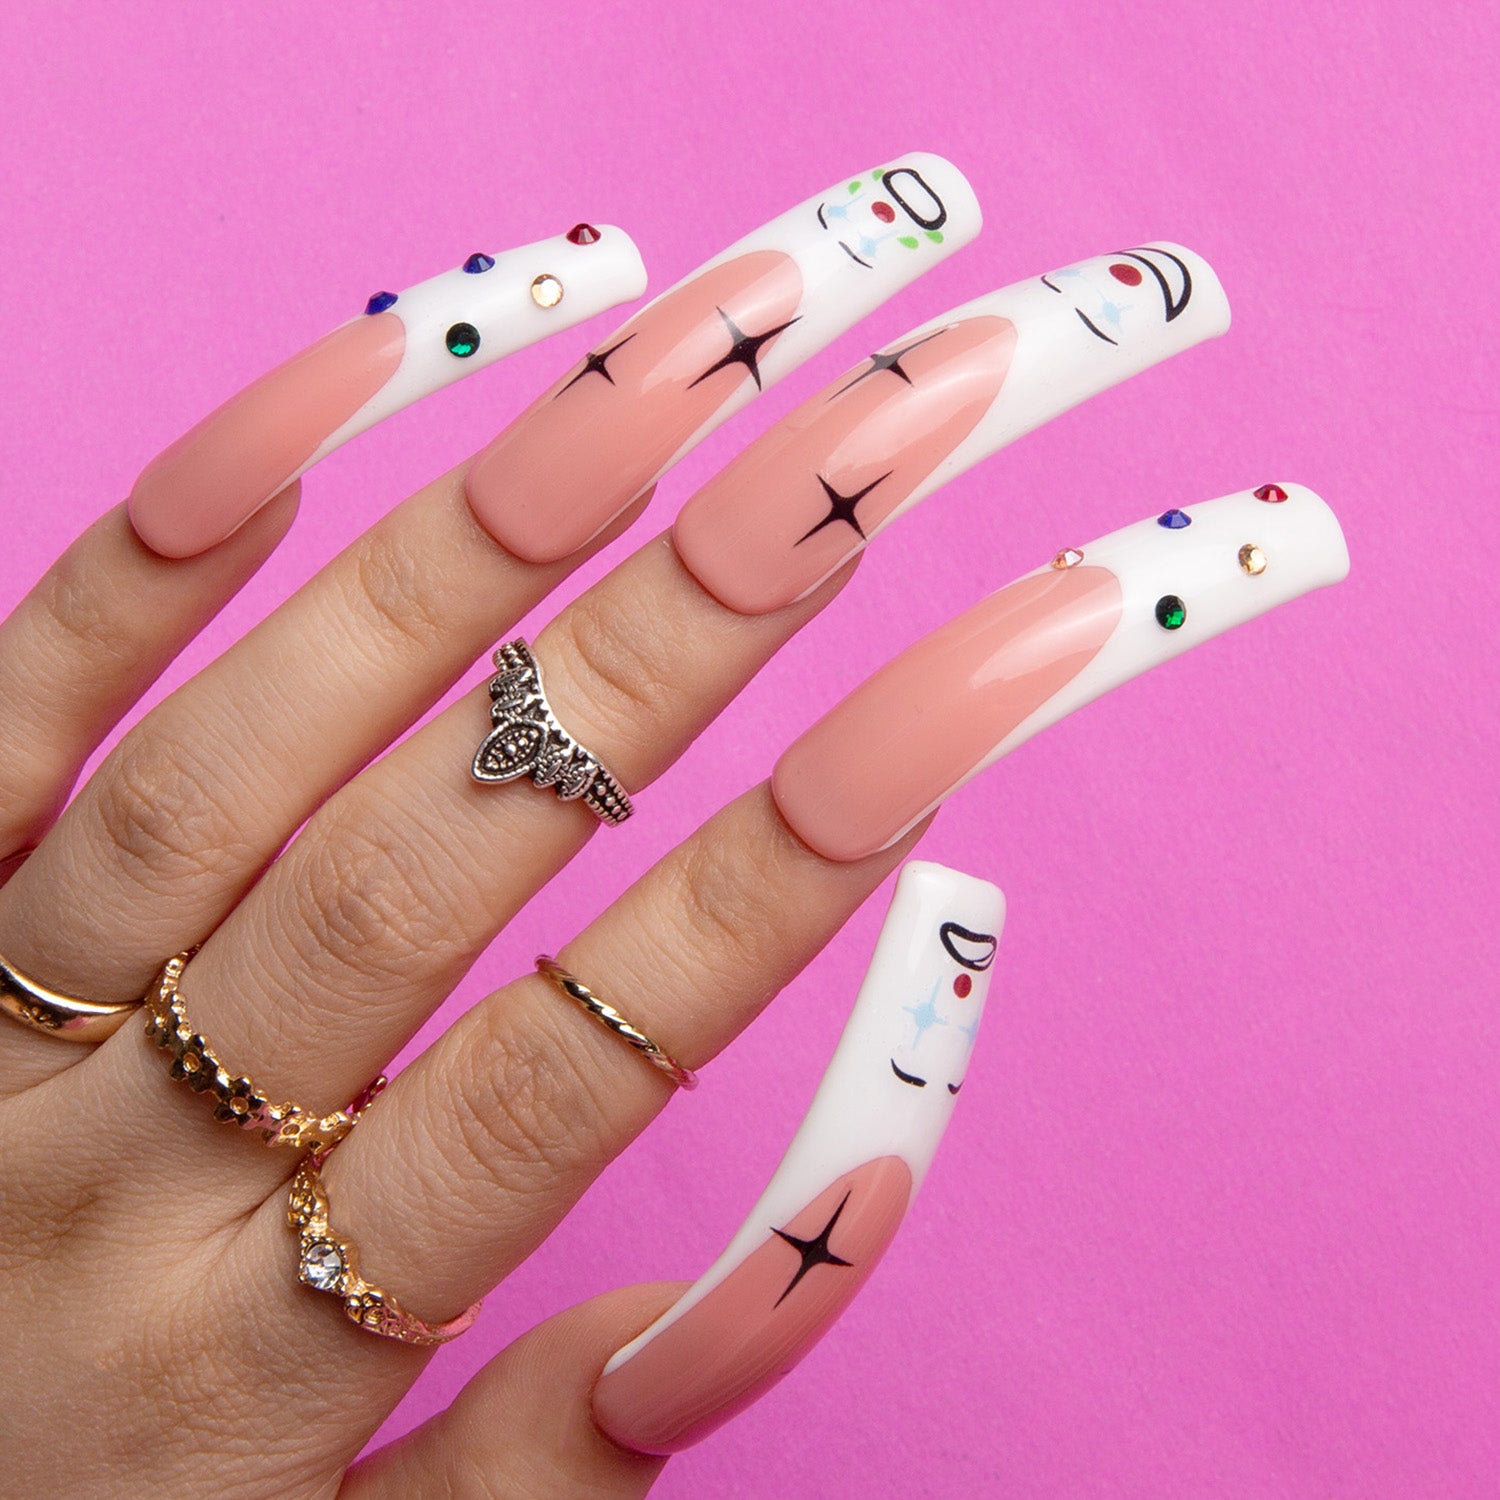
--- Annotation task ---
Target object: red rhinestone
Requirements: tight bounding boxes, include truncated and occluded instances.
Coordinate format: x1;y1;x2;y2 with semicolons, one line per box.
1109;262;1143;286
872;201;896;223
953;973;973;998
566;223;602;245
1254;483;1289;503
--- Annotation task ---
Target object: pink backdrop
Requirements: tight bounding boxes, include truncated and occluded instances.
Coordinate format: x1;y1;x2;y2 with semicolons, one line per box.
2;3;1495;1495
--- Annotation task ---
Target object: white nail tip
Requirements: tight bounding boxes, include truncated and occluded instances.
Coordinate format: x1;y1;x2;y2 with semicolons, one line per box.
304;226;648;472
601;860;1003;1377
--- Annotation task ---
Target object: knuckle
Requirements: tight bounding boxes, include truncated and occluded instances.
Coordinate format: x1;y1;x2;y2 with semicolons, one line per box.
551;585;679;750
276;794;469;991
91;728;255;889
659;826;786;990
444;994;613;1198
343;529;450;662
37;542;132;666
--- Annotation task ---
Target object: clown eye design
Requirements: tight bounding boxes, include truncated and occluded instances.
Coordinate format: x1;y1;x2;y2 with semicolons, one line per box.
1116;246;1193;322
882;167;947;230
890;1060;928;1088
940;921;997;971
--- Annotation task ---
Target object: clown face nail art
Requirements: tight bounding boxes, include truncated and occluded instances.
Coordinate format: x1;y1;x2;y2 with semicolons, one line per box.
464;154;981;565
127;227;647;559
673;243;1229;615
772;483;1349;863
592;861;1003;1455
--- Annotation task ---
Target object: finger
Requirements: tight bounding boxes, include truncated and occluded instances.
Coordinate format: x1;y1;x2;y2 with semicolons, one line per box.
339;1285;683;1500
0;155;974;1043
591;863;1004;1455
675;242;1230;615
127;227;646;558
464;153;980;562
306;785;928;1321
96;237;1221;1113
0;491;296;867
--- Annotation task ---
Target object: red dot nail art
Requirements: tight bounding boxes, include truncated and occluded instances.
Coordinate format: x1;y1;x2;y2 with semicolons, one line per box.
872;202;896;223
1109;262;1143;286
953;973;973;997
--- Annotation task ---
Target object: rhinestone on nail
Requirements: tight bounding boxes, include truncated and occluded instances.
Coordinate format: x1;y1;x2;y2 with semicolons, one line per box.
1155;594;1187;630
445;322;481;358
566;223;602;245
530;274;564;308
1239;543;1267;575
1254;483;1289;504
463;252;495;274
1157;508;1191;529
1051;547;1085;569
364;291;398;315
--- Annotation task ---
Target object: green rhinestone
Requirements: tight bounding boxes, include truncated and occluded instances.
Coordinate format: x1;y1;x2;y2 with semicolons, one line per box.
1155;594;1187;630
445;321;480;358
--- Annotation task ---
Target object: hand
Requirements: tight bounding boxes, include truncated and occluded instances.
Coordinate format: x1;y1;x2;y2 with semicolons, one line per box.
0;157;1341;1497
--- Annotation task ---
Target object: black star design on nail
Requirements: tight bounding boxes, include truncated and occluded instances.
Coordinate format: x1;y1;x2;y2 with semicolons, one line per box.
771;1192;855;1307
688;307;801;392
555;333;637;397
795;472;892;545
831;328;948;398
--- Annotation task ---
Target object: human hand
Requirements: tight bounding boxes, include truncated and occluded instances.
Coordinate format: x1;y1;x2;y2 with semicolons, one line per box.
0;156;1342;1496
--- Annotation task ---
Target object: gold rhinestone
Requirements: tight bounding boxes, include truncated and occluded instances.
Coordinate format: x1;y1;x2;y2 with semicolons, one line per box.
530;273;564;309
1238;543;1267;576
1051;547;1085;569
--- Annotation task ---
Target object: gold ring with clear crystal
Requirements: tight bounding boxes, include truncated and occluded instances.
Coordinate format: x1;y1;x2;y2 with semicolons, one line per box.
288;1157;483;1346
0;949;141;1043
143;952;386;1153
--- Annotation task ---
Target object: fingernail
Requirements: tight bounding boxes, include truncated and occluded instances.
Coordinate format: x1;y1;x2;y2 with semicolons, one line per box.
466;155;981;564
773;483;1350;862
675;243;1230;615
127;227;647;558
593;860;1003;1454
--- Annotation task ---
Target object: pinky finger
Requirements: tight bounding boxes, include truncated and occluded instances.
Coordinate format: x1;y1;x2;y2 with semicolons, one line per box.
339;1283;684;1500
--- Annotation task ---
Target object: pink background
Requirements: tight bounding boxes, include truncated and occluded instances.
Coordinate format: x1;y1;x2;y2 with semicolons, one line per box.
2;4;1495;1495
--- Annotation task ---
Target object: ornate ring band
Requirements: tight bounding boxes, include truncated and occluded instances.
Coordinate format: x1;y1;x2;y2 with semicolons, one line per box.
0;949;141;1043
144;953;386;1153
535;955;698;1091
471;638;634;826
288;1157;483;1346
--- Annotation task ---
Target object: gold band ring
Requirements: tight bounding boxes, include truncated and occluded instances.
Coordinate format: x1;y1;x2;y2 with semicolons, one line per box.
144;953;386;1153
535;955;698;1091
0;949;141;1043
288;1157;483;1346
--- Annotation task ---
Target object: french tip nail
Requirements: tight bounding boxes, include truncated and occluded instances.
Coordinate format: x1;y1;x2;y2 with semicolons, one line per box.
126;228;648;560
773;483;1349;863
591;859;1001;1453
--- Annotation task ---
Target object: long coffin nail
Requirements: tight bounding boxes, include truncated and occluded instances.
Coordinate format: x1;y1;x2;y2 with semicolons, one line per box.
773;483;1349;862
675;243;1229;615
127;227;647;558
465;155;981;564
593;860;1003;1455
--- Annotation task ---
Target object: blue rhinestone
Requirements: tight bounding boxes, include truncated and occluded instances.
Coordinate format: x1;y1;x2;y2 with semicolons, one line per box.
463;252;496;274
364;291;398;315
1157;508;1192;529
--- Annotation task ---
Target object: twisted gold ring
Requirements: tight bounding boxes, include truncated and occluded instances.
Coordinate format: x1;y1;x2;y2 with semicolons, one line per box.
535;954;698;1091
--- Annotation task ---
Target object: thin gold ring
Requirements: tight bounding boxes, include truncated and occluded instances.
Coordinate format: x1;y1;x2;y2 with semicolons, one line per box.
0;949;141;1043
288;1157;483;1346
144;952;386;1153
535;955;698;1091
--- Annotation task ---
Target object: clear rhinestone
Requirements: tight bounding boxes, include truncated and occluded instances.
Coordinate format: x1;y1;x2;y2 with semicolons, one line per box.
1050;547;1085;569
301;1240;345;1291
530;273;564;308
1238;543;1267;575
